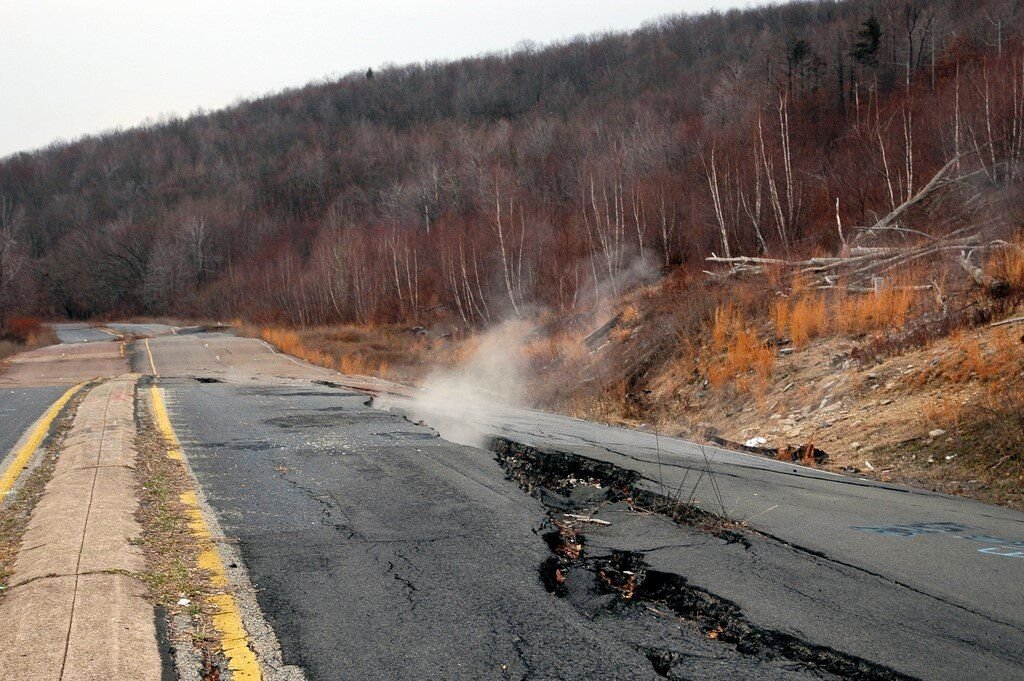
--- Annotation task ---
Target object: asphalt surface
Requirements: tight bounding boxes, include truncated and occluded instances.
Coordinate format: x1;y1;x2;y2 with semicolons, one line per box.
106;322;178;337
0;323;134;465
0;321;170;462
141;332;1024;680
51;323;120;344
3;329;1022;679
383;397;1024;636
0;386;66;462
161;378;839;680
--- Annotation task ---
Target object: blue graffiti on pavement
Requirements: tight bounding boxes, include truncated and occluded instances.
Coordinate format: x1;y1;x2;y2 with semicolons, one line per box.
851;522;1024;559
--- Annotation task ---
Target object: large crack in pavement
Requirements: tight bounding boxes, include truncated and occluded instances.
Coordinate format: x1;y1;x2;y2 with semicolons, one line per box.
490;437;917;681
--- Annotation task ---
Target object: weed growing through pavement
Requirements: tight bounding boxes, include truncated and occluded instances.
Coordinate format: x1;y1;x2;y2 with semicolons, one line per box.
133;390;226;674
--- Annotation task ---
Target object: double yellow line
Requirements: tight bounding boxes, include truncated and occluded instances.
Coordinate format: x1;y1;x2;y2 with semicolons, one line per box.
0;383;85;498
148;385;261;680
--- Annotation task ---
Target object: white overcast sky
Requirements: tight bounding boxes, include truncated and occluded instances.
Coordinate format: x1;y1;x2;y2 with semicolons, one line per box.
2;1;773;158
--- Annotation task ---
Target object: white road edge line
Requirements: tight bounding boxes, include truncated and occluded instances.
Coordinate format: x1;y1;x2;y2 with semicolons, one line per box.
256;339;305;367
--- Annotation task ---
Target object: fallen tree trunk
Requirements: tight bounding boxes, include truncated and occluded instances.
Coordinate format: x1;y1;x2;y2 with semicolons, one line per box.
990;316;1024;328
959;251;1010;298
854;156;960;244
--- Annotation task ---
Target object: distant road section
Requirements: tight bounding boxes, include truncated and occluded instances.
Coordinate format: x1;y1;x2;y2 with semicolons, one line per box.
106;323;178;337
51;323;117;344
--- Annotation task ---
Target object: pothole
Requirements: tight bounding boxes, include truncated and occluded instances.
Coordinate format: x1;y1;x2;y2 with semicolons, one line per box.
491;436;915;681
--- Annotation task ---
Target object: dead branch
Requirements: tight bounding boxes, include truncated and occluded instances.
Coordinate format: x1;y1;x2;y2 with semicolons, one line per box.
990;316;1024;328
959;250;1010;298
855;156;959;244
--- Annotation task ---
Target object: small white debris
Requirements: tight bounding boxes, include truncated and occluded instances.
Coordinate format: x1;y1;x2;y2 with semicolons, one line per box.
744;437;768;448
929;429;946;438
945;455;956;461
927;456;935;463
177;598;191;607
565;514;612;526
864;460;875;470
850;442;861;450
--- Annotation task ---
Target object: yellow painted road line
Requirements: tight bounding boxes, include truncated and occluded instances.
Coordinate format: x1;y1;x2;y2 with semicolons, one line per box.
149;386;261;680
145;338;159;376
98;327;121;337
0;383;85;497
149;385;181;462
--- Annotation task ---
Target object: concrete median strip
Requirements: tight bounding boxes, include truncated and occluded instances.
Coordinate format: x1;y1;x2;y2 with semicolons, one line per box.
0;375;162;680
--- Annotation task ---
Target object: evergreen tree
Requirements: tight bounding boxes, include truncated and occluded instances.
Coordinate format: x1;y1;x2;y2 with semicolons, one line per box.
852;15;882;67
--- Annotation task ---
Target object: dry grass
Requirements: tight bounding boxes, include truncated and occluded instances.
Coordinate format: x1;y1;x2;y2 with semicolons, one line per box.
134;396;223;665
0;318;59;362
916;328;1015;385
565;380;632;422
987;233;1024;289
234;321;478;384
921;394;965;429
0;340;19;362
835;286;916;335
705;305;774;394
240;324;396;378
787;295;828;346
771;283;918;347
522;331;588;369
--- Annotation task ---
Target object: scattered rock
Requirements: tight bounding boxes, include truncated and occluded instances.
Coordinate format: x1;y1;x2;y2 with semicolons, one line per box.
850;442;861;450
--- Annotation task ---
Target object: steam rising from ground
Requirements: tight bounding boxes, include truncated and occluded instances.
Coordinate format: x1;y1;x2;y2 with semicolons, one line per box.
379;255;657;449
401;320;533;449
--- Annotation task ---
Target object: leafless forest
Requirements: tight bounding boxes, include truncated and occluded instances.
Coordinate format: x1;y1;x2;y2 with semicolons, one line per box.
0;0;1021;329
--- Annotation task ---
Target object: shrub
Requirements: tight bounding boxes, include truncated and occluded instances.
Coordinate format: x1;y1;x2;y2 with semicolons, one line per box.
3;316;43;343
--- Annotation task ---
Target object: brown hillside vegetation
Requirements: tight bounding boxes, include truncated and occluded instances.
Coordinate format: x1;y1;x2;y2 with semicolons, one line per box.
0;0;1022;331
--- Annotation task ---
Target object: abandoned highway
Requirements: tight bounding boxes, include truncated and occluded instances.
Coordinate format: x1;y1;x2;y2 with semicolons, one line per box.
0;325;1022;680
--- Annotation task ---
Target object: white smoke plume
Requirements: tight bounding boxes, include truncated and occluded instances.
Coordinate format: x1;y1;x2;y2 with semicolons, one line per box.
395;319;534;449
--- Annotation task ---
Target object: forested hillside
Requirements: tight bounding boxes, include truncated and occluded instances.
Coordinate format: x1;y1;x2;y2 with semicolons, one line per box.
0;0;1021;327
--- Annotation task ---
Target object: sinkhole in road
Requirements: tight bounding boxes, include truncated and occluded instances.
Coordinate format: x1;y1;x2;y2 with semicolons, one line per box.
491;437;915;681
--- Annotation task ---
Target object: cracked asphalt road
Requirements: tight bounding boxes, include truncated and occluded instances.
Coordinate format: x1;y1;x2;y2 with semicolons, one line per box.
2;328;1018;678
138;332;1024;680
161;380;833;680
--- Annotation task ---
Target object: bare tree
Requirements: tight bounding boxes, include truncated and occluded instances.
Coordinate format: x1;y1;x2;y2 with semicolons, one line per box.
0;198;26;327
